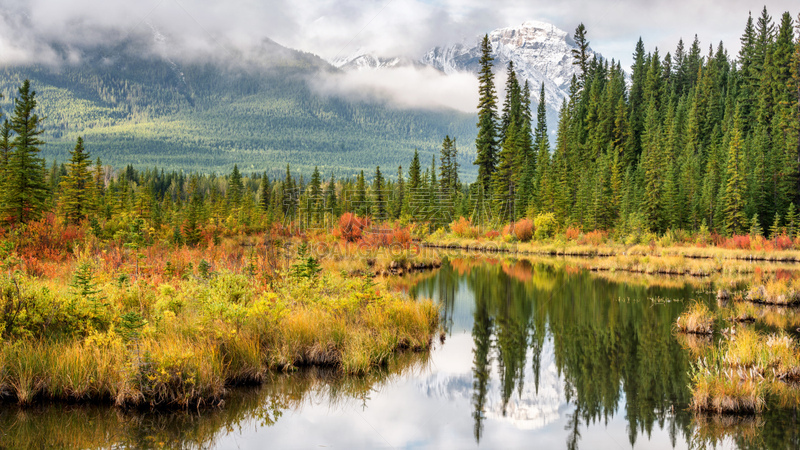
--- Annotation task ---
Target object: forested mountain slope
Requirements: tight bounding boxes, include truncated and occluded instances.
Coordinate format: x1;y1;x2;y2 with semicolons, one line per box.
0;36;477;178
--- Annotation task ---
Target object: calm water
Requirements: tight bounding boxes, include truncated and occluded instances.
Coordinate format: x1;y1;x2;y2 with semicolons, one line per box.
2;257;800;449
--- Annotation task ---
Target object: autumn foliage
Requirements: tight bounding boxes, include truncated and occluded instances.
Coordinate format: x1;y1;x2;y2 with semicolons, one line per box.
339;213;369;242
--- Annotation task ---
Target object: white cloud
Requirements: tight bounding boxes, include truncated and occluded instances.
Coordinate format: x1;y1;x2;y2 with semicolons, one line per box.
2;0;796;68
309;66;479;113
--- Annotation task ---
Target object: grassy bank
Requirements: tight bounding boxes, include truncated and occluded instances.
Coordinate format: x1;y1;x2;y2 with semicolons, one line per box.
0;238;439;409
424;231;800;263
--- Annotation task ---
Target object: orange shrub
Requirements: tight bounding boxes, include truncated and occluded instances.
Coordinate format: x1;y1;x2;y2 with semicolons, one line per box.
565;227;581;241
485;230;500;239
392;227;411;246
578;230;607;246
450;217;471;237
502;219;534;242
514;219;534;242
339;213;369;242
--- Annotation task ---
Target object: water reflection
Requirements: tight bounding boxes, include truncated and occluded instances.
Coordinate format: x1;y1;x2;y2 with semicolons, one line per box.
410;257;697;448
0;354;427;449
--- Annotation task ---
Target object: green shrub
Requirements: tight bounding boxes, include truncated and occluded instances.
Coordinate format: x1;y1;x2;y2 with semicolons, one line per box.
533;213;557;240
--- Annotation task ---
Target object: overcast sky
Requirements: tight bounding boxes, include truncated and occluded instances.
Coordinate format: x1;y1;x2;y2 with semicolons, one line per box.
1;0;798;67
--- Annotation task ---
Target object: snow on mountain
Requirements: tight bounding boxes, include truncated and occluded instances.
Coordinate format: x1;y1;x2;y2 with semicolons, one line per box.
331;48;417;71
421;20;595;109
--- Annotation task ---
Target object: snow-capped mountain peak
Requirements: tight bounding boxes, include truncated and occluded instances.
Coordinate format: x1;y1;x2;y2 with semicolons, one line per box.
421;20;595;109
331;48;413;71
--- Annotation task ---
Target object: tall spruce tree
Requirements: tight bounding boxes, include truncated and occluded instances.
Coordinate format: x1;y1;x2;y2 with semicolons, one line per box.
4;80;47;224
227;164;243;209
0;120;10;212
259;172;271;212
324;173;338;223
373;166;386;221
724;112;747;235
61;137;94;224
355;170;367;217
475;34;499;194
572;23;591;83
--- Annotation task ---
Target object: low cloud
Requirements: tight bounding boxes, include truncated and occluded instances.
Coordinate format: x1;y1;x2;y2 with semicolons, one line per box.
309;66;479;113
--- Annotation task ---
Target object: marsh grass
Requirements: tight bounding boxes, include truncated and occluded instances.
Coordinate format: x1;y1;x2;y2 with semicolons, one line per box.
676;302;715;334
746;278;800;305
689;328;800;413
0;267;438;408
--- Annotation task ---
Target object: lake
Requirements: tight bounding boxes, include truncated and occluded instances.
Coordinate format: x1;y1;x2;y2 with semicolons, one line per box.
2;256;799;449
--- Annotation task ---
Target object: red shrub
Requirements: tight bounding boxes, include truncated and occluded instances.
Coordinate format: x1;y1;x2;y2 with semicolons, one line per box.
485;230;500;239
339;213;369;242
361;223;411;248
775;235;794;250
720;234;751;250
17;213;85;261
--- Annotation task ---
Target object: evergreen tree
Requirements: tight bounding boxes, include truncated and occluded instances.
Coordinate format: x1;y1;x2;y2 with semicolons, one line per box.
61;137;94;224
786;202;798;239
405;149;422;217
770;212;782;239
750;213;763;238
499;62;521;141
373;166;386;221
393;166;404;219
492;120;519;222
308;166;323;225
475;34;499;193
723;113;747;235
227;164;243;209
183;175;203;246
3;80;48;224
324;173;338;223
355;170;367;217
259;172;271;212
572;23;591;84
640;99;665;232
439;135;459;207
0;120;10;212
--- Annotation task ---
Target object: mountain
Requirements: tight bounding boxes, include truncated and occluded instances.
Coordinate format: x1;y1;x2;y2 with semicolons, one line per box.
331;48;419;71
0;32;477;178
421;20;595;111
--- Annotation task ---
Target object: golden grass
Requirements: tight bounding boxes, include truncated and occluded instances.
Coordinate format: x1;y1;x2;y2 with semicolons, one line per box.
0;267;439;408
676;302;715;334
688;328;800;413
746;279;800;305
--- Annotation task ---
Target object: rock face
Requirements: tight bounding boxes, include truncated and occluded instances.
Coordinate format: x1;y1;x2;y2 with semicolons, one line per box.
420;20;596;109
